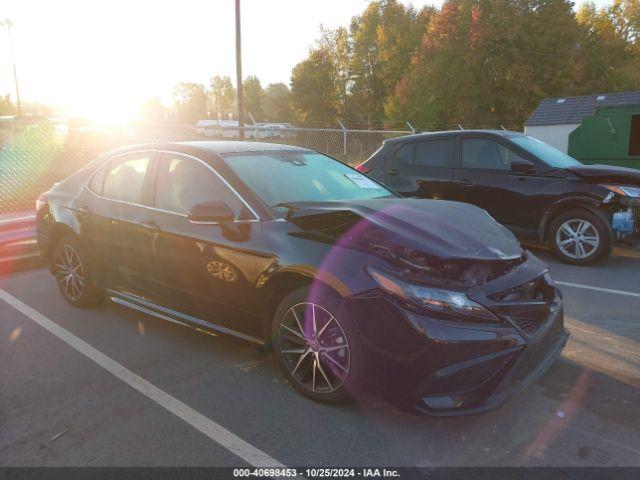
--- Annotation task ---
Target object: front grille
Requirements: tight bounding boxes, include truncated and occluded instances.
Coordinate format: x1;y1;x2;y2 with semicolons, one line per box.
489;273;556;336
489;274;555;303
508;315;544;335
513;317;564;384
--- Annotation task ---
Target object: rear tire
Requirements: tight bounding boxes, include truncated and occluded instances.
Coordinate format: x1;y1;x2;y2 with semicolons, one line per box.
271;285;363;404
548;209;612;266
52;235;102;307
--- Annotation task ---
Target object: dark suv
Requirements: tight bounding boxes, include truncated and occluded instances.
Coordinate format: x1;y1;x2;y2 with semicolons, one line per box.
358;130;640;265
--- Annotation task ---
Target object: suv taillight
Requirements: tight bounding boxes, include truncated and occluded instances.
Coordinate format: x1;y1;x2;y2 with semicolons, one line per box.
355;164;371;174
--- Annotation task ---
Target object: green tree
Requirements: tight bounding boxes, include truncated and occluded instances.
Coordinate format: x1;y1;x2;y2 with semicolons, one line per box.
139;97;166;122
172;82;207;123
384;5;438;127
349;0;421;126
243;75;264;122
608;0;640;44
576;1;640;92
290;47;338;125
263;83;293;122
388;0;590;129
316;26;351;121
209;75;236;120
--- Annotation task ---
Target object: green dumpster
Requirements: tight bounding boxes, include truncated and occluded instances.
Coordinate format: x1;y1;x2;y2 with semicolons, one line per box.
568;105;640;169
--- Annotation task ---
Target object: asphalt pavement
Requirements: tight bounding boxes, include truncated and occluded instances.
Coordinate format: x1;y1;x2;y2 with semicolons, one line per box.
1;245;639;467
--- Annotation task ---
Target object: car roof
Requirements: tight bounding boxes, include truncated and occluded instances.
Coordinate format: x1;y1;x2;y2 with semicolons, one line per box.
104;140;314;157
179;141;313;154
384;129;525;145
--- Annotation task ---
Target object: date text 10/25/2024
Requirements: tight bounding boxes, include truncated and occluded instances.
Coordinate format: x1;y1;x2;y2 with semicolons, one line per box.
233;468;401;478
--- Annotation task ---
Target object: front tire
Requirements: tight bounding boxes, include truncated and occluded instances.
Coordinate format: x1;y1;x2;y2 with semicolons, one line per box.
271;286;362;404
53;235;102;307
548;209;612;265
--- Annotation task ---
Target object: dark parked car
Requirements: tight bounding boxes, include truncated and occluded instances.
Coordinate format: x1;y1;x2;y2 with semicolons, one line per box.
357;130;640;265
37;141;568;415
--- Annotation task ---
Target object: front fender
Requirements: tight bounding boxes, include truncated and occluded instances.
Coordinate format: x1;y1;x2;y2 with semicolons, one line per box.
537;195;608;243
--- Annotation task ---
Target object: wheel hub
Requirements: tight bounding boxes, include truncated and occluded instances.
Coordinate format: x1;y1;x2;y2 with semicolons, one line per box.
556;219;600;260
278;302;350;394
55;243;85;301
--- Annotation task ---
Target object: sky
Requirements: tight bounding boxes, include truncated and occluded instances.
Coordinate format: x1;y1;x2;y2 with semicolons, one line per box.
0;0;612;121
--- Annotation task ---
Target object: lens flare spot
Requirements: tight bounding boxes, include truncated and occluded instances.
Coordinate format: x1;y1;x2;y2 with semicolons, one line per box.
9;326;22;343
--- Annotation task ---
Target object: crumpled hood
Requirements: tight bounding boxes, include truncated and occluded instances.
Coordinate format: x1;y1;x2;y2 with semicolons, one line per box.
566;164;640;186
286;198;523;261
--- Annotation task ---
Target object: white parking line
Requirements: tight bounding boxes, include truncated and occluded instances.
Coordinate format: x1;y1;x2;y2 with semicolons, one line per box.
556;281;640;299
0;288;285;468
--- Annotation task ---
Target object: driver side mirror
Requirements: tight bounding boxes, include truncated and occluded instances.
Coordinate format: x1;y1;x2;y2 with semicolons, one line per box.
188;201;235;223
511;159;536;174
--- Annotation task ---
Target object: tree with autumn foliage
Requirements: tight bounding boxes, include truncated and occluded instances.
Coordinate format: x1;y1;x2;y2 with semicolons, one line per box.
388;0;587;128
263;83;294;123
291;0;639;130
172;82;207;123
209;75;236;120
348;0;427;126
243;75;265;122
290;43;339;126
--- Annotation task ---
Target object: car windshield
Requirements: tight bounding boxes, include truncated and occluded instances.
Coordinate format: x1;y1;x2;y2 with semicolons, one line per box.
511;135;582;169
222;150;394;215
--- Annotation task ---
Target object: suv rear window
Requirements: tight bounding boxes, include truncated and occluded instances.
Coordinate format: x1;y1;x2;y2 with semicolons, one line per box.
393;143;415;165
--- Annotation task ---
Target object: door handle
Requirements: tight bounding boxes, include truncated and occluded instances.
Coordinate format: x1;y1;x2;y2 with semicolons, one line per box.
456;179;475;187
76;206;91;218
386;169;398;176
139;221;160;233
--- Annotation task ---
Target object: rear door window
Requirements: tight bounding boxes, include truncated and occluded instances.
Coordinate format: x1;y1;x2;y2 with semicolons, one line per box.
101;153;151;203
414;140;449;167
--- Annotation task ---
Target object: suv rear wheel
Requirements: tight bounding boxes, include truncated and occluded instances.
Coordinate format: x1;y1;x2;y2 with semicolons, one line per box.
548;209;612;265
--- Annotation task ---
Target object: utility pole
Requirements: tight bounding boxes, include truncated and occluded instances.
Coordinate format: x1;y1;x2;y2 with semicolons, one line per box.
235;0;244;140
1;18;21;116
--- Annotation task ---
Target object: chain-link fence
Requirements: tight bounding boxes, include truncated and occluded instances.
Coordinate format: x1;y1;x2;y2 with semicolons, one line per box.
0;121;414;215
0;119;522;216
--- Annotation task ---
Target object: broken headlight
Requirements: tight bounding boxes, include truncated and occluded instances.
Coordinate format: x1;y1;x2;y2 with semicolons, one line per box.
603;185;640;198
367;266;499;323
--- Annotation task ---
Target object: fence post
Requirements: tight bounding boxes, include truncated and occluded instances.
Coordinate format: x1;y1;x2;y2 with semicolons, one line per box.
337;119;347;163
248;112;257;139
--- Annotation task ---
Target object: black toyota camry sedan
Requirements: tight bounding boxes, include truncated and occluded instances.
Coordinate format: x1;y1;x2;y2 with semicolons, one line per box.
36;141;568;415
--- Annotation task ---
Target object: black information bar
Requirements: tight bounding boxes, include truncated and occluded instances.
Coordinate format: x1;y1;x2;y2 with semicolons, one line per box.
1;468;639;480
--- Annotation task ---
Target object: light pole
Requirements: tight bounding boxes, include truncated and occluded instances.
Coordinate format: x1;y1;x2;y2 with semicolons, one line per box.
1;18;21;116
235;0;244;140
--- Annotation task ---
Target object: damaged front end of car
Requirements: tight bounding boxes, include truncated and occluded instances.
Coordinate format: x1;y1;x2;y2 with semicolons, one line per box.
285;199;570;414
360;250;569;415
603;186;640;245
